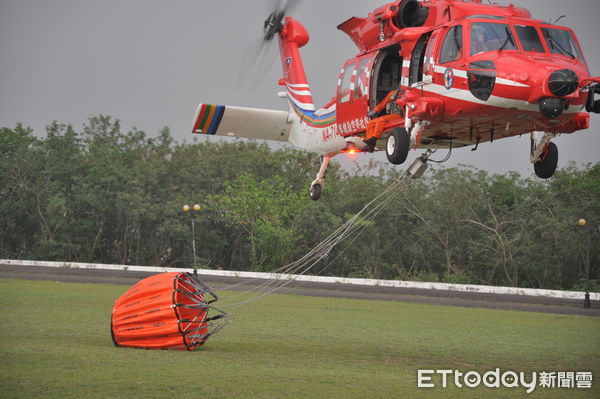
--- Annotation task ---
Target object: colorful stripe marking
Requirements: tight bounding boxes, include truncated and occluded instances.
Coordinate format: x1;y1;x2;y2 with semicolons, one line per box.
206;106;225;135
194;104;226;135
289;102;336;128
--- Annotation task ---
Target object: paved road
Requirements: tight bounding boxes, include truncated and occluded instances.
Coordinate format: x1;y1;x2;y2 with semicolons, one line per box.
1;265;598;316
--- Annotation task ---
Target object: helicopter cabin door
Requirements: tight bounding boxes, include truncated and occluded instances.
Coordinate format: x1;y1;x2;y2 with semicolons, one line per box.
336;56;374;137
371;46;403;109
409;30;441;88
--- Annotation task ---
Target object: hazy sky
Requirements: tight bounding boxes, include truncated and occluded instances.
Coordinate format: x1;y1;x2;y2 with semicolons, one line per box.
1;0;599;176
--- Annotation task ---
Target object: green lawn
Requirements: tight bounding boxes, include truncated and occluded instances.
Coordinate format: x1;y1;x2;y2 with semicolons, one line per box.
1;278;599;399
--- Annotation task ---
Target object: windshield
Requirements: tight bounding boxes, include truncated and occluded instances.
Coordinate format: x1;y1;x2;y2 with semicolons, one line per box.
471;22;517;55
542;28;583;60
514;25;544;52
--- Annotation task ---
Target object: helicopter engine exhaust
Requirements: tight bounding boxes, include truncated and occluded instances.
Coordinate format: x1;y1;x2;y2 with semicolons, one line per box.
396;0;429;28
548;69;579;97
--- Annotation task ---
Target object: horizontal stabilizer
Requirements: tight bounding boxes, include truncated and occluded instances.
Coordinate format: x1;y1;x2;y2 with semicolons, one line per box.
192;104;290;142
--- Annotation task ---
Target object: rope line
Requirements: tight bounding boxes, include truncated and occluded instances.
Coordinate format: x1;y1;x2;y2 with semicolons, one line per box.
215;153;430;309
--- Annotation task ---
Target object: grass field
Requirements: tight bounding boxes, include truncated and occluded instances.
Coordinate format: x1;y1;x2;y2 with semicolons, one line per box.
1;278;599;399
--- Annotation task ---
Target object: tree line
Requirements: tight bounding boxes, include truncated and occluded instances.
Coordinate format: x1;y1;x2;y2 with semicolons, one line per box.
1;116;598;291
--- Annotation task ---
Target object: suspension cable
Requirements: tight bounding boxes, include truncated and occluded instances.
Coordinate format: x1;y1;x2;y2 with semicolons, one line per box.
214;150;435;309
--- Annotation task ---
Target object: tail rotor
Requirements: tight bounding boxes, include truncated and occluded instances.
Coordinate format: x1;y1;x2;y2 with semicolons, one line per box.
263;0;301;41
237;0;302;92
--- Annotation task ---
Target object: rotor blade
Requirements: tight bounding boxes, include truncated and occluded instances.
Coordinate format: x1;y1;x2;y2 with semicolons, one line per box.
248;41;279;93
263;0;283;13
236;37;266;90
236;37;279;94
281;0;302;14
235;0;301;94
264;0;301;15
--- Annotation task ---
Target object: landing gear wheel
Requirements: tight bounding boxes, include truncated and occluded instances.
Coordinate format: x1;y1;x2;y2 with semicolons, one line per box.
586;84;600;114
534;142;558;179
386;128;410;165
309;184;322;201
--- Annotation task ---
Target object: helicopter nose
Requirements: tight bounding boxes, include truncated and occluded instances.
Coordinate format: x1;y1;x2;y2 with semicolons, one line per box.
548;69;579;97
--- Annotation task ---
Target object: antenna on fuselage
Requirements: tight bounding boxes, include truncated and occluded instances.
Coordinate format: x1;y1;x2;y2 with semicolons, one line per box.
549;15;567;25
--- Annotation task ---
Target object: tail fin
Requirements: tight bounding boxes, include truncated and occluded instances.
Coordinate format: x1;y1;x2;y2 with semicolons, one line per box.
278;17;316;112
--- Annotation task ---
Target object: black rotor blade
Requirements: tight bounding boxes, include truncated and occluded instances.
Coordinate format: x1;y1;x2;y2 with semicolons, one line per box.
264;0;301;19
237;0;302;93
263;0;283;13
281;0;301;14
236;37;278;93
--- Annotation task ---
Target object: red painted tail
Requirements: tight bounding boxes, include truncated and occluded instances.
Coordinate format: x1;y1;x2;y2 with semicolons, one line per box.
278;17;315;111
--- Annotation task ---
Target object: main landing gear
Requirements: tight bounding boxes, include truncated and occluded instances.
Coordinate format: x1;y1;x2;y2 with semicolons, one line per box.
530;132;559;179
309;155;331;201
386;128;411;165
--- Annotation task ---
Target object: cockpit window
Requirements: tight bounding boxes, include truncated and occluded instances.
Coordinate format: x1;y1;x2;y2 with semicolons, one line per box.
355;58;371;98
440;25;463;64
339;64;356;103
515;25;544;52
470;22;517;55
542;28;583;60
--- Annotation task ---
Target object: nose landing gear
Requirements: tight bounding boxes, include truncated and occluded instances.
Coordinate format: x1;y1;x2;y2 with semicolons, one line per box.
534;141;559;179
530;132;559;179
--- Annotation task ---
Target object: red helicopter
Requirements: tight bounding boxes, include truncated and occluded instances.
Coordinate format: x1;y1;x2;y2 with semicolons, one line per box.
193;0;600;200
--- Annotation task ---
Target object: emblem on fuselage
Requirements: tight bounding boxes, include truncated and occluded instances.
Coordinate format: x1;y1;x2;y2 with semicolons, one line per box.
444;67;454;90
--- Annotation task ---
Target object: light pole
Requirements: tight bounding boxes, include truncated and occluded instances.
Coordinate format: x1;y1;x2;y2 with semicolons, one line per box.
578;218;592;309
183;204;201;272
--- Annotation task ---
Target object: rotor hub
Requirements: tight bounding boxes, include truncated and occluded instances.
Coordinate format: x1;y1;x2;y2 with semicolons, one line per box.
263;11;285;41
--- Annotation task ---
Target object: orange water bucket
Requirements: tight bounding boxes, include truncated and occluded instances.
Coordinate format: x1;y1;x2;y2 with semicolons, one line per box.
111;272;226;350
